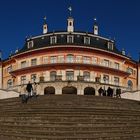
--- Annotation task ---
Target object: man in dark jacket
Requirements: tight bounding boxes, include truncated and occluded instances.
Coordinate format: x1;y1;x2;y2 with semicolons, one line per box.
98;87;104;96
26;81;33;97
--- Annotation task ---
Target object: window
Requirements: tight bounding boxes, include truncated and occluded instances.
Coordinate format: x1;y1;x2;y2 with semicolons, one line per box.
92;57;97;64
27;41;34;49
83;56;90;64
66;71;74;81
69;22;72;26
83;71;90;81
50;36;57;44
58;56;64;63
84;37;90;45
128;80;133;90
43;56;49;64
21;61;27;68
21;76;26;84
66;55;74;63
50;56;57;63
50;71;56;81
31;74;37;83
76;56;81;63
114;77;119;86
31;59;37;66
104;59;109;67
103;75;109;84
114;62;119;70
108;42;113;50
7;79;12;88
67;35;74;43
7;65;12;73
127;67;133;75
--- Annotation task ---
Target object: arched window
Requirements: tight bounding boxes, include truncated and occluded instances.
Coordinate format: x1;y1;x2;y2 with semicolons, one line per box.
128;80;133;90
83;71;90;81
66;54;74;63
7;79;12;88
50;71;56;81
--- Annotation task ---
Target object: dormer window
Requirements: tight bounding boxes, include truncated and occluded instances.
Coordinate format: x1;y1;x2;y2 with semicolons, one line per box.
50;36;57;44
84;37;90;45
108;42;114;50
67;35;74;43
27;40;34;49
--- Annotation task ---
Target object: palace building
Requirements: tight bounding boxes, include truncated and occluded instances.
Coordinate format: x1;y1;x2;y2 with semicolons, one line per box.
0;14;140;96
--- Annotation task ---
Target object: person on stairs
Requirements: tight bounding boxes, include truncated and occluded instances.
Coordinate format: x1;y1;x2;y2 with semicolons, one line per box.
26;81;33;98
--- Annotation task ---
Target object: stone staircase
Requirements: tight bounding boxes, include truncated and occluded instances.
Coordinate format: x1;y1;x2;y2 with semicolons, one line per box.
0;95;140;140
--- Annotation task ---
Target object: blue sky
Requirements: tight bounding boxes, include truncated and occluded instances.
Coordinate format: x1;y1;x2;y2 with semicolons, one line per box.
0;0;140;61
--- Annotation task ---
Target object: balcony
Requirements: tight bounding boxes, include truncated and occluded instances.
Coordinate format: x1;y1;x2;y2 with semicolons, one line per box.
10;59;130;77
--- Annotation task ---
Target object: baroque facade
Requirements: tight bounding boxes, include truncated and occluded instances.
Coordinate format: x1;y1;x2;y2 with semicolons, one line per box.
0;16;140;96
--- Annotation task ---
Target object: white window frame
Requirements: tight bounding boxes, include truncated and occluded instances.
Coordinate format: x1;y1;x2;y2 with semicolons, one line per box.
104;59;109;67
50;71;56;81
58;56;64;63
92;57;97;64
21;76;26;85
103;75;109;84
83;56;90;64
7;65;12;73
50;36;57;44
7;79;13;88
67;35;74;43
114;77;119;86
43;56;49;64
31;74;37;83
83;71;90;81
114;62;119;70
50;56;57;64
21;61;27;68
108;42;114;50
66;54;74;63
27;41;34;49
84;37;90;45
66;71;74;81
31;58;37;66
76;56;81;63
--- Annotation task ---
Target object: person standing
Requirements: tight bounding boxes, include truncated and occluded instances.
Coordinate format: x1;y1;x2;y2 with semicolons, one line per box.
98;87;104;96
33;82;37;97
26;81;33;98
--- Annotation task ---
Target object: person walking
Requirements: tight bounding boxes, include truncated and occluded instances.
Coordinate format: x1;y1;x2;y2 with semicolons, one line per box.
116;88;121;98
26;81;33;98
20;84;28;103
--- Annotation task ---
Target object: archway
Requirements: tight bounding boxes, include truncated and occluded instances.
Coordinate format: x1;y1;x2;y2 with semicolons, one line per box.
84;87;95;95
44;86;55;95
62;86;77;94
